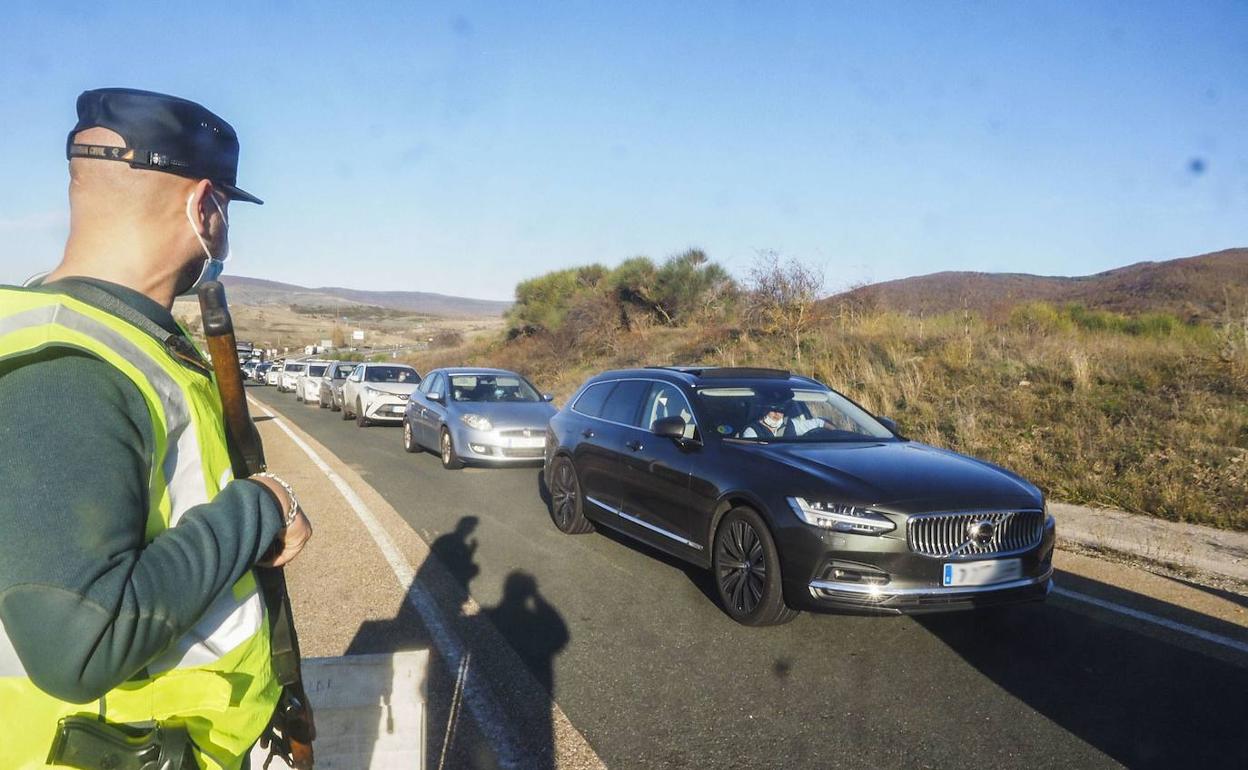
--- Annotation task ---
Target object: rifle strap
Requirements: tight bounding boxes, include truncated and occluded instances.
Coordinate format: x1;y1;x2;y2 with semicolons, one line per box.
35;280;212;375
257;568;302;687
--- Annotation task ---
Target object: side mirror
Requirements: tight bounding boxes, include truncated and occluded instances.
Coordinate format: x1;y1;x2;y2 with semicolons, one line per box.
652;415;687;440
878;416;899;434
427;391;443;403
542;393;555;402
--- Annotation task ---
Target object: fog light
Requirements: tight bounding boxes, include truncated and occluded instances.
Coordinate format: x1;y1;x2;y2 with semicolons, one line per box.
470;444;488;454
822;560;890;585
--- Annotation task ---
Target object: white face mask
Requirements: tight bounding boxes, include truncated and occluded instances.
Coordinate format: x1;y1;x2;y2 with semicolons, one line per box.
763;413;785;430
180;192;229;296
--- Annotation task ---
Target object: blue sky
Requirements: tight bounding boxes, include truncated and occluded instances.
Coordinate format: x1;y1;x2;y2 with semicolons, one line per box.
1;1;1244;300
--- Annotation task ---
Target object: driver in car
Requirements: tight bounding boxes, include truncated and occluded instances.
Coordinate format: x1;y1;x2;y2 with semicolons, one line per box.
741;398;832;439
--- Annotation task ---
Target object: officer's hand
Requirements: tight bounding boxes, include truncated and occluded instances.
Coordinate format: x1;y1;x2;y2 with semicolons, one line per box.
251;475;313;567
262;508;312;568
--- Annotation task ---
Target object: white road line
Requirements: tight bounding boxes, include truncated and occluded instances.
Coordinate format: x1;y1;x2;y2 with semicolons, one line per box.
251;398;528;767
1053;586;1248;655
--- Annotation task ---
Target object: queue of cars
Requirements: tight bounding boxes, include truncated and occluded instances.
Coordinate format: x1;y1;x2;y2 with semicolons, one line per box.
256;357;1054;624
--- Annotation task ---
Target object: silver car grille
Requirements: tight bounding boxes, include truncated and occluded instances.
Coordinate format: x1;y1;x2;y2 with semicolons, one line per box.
499;428;542;438
907;510;1045;558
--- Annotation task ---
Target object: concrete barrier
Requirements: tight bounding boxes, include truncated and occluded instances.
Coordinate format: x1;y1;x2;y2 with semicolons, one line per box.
251;651;429;769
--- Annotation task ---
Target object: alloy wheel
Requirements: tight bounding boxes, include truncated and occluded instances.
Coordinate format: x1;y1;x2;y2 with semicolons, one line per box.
716;519;766;615
551;461;578;529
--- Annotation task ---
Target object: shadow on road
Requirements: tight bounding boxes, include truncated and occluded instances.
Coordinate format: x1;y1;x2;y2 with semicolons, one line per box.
917;572;1248;769
346;515;569;769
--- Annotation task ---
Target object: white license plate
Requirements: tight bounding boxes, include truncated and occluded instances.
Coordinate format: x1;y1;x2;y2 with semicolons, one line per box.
507;437;546;449
942;558;1022;587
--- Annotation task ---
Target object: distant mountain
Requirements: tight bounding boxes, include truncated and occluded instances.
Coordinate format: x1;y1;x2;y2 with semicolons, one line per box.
220;275;511;318
834;249;1248;320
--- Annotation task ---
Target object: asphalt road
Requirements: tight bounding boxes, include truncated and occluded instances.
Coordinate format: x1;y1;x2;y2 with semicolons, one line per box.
251;386;1248;770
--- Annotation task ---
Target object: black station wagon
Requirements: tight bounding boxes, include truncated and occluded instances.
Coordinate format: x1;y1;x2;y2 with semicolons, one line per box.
543;366;1055;625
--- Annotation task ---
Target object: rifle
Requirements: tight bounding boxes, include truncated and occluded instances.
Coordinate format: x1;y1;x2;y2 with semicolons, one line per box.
198;281;316;770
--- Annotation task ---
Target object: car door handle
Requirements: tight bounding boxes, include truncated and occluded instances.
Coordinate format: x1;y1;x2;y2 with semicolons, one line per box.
626;440;644;452
582;429;595;439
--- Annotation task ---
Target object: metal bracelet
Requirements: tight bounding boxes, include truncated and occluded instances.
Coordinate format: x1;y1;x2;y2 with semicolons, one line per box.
253;472;300;527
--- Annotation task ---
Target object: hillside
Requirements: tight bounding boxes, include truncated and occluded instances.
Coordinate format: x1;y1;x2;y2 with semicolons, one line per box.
220;275;512;318
836;249;1248;320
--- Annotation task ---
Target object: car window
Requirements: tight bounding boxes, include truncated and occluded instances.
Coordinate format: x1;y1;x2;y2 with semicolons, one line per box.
572;381;615;418
425;373;445;398
350;365;364;382
418;373;437;394
286;364;305;374
364;366;419;383
333;363;355;379
599;380;650;425
694;385;892;441
449;374;540;402
639;382;697;439
307;364;327;377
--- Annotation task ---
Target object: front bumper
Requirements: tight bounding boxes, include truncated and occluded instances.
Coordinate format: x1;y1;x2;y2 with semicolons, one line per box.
452;424;548;463
363;395;410;422
806;568;1053;614
780;513;1056;615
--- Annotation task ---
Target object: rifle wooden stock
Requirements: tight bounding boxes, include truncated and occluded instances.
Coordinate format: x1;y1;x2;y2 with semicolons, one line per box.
197;281;315;769
198;283;266;475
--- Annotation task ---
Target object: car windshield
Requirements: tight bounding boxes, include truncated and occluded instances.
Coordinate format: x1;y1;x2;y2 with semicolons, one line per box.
285;364;305;374
365;366;418;383
307;365;327;377
450;374;540;402
333;364;355;379
694;385;893;442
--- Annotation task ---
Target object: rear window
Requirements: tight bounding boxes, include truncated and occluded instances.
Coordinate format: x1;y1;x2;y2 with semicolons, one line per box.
332;363;355;378
285;364;305;374
599;380;650;425
307;365;327;377
572;382;614;418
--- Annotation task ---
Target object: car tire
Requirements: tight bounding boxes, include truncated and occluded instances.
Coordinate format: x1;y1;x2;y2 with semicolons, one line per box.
403;420;421;453
440;428;463;470
332;399;341;412
712;507;798;626
342;401;353;420
296;392;303;402
547;456;594;534
356;401;370;427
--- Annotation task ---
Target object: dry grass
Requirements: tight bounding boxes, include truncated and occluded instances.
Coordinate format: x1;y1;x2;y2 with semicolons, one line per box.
405;309;1248;530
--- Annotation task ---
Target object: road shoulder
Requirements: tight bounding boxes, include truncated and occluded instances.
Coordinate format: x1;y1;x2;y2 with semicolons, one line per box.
251;396;605;769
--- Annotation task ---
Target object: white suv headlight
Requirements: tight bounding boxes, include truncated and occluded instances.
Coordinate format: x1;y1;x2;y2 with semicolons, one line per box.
788;497;895;535
460;414;493;431
363;386;380;397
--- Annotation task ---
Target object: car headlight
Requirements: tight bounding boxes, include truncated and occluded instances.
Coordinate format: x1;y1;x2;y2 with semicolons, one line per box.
364;386;380;397
460;414;493;431
788;497;895;535
397;393;409;401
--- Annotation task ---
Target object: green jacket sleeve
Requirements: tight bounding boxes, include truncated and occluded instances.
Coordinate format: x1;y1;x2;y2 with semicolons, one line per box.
0;350;285;703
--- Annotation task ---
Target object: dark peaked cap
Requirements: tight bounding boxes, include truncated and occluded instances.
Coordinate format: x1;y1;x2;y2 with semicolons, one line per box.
67;87;262;204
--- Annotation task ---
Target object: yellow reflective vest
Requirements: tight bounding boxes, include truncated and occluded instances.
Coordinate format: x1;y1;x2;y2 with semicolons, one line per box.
0;287;280;769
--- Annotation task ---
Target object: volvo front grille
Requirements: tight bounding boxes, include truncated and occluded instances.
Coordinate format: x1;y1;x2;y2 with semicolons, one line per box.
907;510;1045;558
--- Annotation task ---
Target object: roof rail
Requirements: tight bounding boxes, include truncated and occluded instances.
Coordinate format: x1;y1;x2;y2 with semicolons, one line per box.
645;365;792;379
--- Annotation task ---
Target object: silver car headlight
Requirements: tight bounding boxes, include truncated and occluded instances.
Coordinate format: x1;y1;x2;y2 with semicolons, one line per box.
788;497;895;535
460;414;493;431
363;386;380;397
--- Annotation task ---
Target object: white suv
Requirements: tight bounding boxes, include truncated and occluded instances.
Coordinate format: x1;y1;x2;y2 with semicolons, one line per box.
278;361;306;393
342;363;421;427
295;361;331;404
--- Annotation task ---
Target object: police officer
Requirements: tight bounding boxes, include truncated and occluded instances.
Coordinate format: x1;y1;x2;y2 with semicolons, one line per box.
0;88;311;769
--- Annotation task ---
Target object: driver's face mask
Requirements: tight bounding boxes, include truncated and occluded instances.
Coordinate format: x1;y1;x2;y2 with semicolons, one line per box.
763;412;785;430
180;192;230;296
